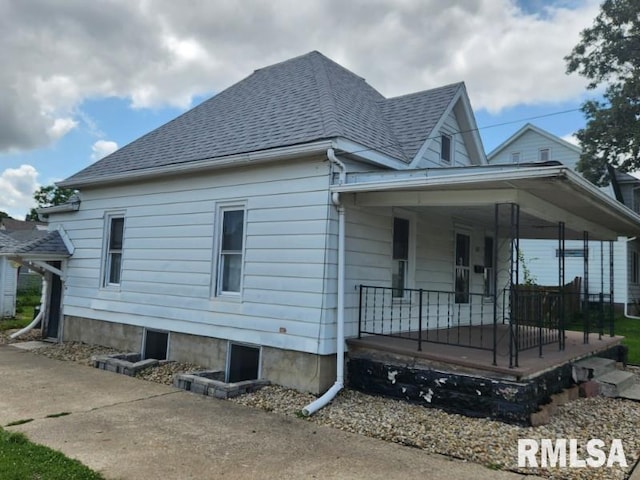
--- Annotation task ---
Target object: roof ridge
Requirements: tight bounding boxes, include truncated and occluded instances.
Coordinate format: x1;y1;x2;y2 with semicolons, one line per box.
386;82;463;102
307;52;342;138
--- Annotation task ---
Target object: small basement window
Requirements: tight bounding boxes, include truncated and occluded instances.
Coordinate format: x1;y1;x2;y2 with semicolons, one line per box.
227;343;260;383
143;330;169;360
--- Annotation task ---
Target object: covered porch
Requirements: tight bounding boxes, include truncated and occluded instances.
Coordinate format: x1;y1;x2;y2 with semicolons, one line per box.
332;163;640;423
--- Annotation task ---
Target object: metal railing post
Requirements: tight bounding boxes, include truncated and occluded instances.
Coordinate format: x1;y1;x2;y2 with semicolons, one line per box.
418;289;423;351
358;285;363;339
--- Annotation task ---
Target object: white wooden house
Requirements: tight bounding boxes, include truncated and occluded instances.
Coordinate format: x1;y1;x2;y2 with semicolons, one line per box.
15;52;639;418
488;123;640;309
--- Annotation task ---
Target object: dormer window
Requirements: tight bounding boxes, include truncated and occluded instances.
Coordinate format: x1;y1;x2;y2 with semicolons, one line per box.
441;134;452;163
539;148;550;162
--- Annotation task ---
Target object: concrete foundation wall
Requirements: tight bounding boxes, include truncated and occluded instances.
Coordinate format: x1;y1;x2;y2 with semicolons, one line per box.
62;315;336;394
63;316;143;352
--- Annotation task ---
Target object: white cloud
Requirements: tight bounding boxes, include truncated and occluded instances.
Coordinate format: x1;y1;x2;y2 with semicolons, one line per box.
48;117;79;141
91;140;118;161
0;0;601;152
0;165;39;219
561;133;580;147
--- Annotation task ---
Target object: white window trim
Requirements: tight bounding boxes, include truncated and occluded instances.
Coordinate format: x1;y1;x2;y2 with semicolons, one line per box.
511;151;521;164
539;147;551;162
440;133;453;164
214;202;247;299
141;329;171;360
101;211;126;289
453;228;472;304
391;210;416;301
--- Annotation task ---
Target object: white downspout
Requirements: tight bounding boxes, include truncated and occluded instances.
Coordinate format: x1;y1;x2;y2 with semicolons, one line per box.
10;276;47;339
302;148;346;416
623;237;640;319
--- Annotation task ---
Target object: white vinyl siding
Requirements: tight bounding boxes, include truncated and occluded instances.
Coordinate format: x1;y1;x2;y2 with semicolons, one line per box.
489;130;579;169
50;158;336;355
416;110;472;168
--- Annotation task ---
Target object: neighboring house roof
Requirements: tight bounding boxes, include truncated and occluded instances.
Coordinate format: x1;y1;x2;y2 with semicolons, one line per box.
59;51;472;188
0;230;71;258
0;218;46;231
487;123;581;160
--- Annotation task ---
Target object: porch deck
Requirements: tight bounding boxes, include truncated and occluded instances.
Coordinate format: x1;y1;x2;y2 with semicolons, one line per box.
347;325;623;381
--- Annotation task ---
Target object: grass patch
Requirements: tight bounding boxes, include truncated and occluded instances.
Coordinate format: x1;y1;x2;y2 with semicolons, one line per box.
0;317;31;332
0;427;104;479
614;316;640;365
6;419;33;427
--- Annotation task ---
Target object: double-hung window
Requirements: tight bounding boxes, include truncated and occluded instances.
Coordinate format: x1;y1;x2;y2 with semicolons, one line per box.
217;207;245;295
392;217;410;298
104;216;124;286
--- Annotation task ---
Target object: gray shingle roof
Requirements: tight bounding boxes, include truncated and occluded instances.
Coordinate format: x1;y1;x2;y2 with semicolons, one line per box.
62;51;462;185
0;230;70;257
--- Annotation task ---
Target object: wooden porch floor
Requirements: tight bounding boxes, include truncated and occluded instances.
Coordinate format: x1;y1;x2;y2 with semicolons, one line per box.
347;324;623;381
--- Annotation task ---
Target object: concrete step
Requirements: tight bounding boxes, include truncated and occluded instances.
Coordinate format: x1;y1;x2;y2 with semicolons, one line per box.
572;356;616;382
596;370;637;397
618;383;640;402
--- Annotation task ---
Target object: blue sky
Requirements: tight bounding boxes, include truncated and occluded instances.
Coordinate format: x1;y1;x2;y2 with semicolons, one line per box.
0;0;601;219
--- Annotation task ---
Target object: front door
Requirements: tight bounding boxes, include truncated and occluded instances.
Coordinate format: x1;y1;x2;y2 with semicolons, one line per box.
46;262;62;339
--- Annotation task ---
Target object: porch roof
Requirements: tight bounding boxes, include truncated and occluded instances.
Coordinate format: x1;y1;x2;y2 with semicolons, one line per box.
331;164;640;240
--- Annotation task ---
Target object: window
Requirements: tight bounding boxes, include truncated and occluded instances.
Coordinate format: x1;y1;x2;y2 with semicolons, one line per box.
217;207;245;295
484;236;495;297
632;251;639;285
511;152;520;163
227;343;260;382
104;216;124;286
441;134;452;163
539;148;550;162
143;330;169;360
455;233;470;304
633;189;640;213
392;217;410;298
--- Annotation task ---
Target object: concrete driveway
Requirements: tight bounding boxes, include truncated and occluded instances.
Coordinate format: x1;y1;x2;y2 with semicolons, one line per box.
0;345;537;480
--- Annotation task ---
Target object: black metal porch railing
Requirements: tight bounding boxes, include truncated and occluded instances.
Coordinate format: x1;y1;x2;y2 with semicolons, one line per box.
358;285;495;353
358;284;615;368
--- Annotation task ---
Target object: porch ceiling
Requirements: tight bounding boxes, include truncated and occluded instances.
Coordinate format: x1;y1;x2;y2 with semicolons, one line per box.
334;165;640;241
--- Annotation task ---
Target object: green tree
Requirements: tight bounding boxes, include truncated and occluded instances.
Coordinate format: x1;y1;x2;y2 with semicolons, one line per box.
0;211;11;219
25;185;76;221
565;0;640;185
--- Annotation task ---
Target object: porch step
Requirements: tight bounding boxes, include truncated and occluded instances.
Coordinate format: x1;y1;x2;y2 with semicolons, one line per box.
572;357;617;382
619;384;640;402
596;370;637;397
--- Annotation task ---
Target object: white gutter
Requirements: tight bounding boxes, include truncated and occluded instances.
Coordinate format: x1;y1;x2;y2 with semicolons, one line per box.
58;140;335;189
623;237;640;320
10;277;47;339
302;148;345;416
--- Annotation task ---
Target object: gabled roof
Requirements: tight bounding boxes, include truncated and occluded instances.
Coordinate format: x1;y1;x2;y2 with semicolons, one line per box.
487;123;581;160
60;51;465;188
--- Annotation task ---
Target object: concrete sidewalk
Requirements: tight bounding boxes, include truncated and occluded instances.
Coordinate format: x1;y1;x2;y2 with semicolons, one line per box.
0;345;535;480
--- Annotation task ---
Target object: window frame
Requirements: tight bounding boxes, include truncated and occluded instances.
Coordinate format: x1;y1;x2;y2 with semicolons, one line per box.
511;151;521;164
454;231;471;304
102;212;125;288
539;148;550;162
440;134;452;163
215;203;247;298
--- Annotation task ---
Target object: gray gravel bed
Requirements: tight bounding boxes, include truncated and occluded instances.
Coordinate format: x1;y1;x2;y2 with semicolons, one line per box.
16;340;640;479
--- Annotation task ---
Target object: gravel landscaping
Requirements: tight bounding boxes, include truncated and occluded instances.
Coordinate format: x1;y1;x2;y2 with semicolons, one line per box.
16;340;640;479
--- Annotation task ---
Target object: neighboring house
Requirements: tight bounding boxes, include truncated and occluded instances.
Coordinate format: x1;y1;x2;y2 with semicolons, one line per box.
487;123;640;309
7;52;639;422
0;219;47;317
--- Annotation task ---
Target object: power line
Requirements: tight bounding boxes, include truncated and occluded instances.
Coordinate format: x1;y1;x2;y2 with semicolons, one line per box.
341;107;582;157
